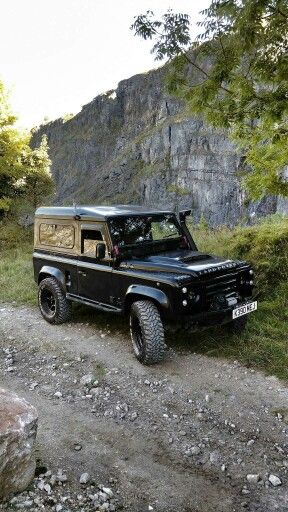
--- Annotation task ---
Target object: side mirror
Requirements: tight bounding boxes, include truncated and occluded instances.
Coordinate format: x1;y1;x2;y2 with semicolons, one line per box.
179;209;192;222
96;242;106;260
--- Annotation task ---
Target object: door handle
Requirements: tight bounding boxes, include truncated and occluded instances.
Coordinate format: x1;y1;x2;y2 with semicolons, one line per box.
78;270;87;277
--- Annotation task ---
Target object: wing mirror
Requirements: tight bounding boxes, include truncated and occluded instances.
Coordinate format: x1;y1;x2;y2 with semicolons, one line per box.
96;242;106;260
179;209;192;222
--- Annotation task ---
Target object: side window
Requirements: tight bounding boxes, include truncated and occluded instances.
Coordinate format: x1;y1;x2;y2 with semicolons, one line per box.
81;229;106;258
39;224;74;248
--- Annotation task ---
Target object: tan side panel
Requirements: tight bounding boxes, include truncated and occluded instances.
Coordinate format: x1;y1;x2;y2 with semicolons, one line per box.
79;221;113;258
34;218;79;255
39;224;74;248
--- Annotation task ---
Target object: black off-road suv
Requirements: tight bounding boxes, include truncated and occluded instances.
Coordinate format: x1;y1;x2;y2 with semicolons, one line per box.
33;205;257;364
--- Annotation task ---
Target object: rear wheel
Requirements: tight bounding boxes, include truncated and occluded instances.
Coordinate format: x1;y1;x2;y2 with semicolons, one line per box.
38;277;72;324
129;300;166;365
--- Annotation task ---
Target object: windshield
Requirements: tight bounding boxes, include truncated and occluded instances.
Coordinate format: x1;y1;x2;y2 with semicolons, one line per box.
108;214;182;248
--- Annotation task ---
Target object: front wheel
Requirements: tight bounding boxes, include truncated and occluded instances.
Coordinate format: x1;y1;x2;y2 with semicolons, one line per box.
129;300;166;365
38;277;72;324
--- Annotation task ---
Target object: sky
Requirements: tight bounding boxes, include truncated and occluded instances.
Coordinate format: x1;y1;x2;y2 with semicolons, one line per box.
0;0;210;129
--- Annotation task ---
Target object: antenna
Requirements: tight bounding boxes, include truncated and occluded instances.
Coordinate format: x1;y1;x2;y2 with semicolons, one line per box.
73;200;81;220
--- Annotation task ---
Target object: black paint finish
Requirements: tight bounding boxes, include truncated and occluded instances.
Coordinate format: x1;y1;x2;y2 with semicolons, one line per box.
33;207;255;326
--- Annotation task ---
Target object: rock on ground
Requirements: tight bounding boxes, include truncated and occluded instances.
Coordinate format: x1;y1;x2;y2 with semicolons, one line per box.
0;387;38;499
269;474;282;487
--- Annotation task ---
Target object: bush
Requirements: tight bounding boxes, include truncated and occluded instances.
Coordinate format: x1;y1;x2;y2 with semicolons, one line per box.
184;214;288;379
0;221;35;304
192;215;288;295
0;220;33;252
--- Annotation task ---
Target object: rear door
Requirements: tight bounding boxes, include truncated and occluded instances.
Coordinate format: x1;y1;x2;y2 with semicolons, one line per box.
77;222;112;305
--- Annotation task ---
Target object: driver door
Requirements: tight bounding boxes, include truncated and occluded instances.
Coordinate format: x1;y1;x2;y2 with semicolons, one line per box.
77;223;112;305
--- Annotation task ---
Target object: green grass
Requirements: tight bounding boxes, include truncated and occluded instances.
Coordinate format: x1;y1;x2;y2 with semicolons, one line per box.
0;222;36;305
0;248;36;305
168;281;288;379
191;214;288;293
179;215;288;379
0;216;287;379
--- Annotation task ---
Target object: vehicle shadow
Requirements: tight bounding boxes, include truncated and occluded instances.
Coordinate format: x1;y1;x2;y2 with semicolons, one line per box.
70;303;242;362
71;303;128;333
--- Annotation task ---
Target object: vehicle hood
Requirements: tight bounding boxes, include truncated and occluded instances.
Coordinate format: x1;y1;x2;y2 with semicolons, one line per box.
120;249;245;279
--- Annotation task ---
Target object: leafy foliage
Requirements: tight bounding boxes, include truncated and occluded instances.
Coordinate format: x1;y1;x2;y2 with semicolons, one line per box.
131;1;288;198
0;81;54;215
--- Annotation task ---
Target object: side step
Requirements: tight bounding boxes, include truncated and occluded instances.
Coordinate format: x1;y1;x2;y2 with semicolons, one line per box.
66;293;122;314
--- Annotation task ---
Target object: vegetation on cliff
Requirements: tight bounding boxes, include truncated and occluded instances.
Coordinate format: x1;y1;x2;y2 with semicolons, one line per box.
132;0;288;199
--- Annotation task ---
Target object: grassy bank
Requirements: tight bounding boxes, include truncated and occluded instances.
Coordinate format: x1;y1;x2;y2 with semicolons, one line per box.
0;222;35;304
0;216;287;379
182;215;288;379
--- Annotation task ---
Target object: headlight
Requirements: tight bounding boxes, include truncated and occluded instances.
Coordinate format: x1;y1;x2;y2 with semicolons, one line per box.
249;280;254;286
249;269;254;275
182;287;187;294
182;300;188;306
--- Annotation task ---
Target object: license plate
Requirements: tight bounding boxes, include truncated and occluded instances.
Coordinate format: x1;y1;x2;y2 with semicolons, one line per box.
232;301;257;319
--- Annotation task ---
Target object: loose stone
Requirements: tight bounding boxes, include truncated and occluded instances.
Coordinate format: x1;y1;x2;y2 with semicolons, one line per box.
246;474;260;484
80;373;95;386
79;472;90;484
268;474;282;487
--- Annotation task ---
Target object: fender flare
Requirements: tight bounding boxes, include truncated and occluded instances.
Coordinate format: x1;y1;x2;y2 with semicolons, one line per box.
38;265;66;290
125;284;170;310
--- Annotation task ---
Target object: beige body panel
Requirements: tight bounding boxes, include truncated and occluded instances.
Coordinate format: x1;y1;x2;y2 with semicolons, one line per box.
34;218;113;258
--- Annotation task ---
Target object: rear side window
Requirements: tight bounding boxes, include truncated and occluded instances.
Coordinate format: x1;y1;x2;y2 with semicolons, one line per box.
39;224;74;248
81;229;103;257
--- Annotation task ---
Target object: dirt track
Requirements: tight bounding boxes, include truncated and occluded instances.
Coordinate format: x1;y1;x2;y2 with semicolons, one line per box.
0;303;287;511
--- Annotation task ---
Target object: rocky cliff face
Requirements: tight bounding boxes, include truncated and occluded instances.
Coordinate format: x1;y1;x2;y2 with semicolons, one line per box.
31;67;286;226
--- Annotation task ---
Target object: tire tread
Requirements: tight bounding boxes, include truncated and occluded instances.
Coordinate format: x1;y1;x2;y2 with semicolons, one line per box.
38;277;72;325
130;300;166;365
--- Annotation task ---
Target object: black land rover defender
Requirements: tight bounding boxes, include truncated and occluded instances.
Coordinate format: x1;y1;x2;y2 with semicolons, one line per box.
33;205;257;364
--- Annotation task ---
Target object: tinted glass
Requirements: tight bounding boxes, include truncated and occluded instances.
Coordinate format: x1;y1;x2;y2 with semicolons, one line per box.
81;229;105;258
39;224;74;248
109;215;181;247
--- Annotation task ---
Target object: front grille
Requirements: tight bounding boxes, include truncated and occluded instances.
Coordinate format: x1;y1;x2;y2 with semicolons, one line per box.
200;271;239;306
205;272;238;297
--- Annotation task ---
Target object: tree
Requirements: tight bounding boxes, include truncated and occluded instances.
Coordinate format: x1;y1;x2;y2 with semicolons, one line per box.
131;1;288;199
21;136;54;209
0;81;54;215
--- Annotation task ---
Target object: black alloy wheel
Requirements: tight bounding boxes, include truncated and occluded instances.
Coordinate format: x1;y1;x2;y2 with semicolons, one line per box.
38;277;72;325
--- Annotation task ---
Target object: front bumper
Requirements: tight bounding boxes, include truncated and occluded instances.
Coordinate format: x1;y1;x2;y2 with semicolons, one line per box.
188;307;238;327
170;299;257;329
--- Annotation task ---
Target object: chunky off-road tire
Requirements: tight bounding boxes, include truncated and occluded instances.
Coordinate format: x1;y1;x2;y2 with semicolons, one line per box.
38;277;72;325
129;300;166;365
224;315;248;334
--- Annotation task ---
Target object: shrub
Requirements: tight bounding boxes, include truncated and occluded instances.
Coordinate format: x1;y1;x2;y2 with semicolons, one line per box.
192;215;288;295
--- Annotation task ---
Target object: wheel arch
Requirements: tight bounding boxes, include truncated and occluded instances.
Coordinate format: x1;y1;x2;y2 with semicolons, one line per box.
124;284;170;314
38;266;66;290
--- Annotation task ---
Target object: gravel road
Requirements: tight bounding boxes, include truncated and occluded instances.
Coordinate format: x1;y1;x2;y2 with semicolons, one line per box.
0;303;287;511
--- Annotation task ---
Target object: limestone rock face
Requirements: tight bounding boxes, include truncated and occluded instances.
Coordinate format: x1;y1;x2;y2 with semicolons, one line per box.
31;67;288;226
0;388;38;500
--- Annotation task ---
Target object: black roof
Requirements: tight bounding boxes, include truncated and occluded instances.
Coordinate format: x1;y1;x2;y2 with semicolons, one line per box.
35;205;174;221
